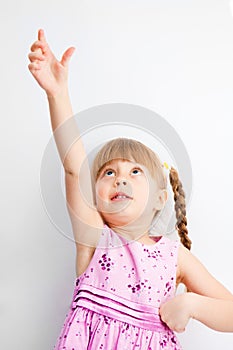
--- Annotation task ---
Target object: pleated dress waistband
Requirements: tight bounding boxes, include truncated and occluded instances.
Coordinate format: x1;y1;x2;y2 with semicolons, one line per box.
72;284;169;332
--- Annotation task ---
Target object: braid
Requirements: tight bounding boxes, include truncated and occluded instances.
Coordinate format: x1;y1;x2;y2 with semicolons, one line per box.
169;166;192;250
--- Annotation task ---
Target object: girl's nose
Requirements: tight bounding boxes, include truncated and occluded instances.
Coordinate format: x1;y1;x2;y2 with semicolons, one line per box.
116;179;127;186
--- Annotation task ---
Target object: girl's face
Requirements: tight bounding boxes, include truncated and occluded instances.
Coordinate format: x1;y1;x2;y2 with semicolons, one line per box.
95;159;166;228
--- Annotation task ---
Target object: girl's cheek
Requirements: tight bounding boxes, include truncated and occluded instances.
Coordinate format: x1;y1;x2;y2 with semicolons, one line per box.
95;186;106;203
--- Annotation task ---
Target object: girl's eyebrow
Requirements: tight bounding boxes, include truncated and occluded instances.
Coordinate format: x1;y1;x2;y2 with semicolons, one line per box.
102;163;116;170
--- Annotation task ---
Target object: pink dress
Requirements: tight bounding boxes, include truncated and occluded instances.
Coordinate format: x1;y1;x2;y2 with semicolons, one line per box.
54;224;182;349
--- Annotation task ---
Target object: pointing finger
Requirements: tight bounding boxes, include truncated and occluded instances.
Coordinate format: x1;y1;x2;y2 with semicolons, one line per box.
38;28;46;43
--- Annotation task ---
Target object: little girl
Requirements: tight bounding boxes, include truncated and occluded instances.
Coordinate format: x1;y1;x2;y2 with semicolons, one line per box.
28;29;233;349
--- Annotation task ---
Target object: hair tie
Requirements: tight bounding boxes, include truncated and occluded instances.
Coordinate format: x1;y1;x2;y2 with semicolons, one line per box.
163;161;170;170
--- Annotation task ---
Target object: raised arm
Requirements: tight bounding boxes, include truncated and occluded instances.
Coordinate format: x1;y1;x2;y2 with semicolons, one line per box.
28;30;104;259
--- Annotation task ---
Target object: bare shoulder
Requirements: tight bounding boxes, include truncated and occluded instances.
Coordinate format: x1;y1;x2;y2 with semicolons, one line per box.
177;244;233;299
176;244;202;283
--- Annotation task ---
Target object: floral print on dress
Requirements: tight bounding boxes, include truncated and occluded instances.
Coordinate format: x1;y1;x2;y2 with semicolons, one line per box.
54;224;182;350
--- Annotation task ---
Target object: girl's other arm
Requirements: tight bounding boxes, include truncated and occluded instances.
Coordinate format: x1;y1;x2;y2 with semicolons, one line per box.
160;244;233;332
179;244;233;331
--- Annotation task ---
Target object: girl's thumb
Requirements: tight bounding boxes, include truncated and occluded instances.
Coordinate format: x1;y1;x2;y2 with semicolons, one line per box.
61;47;76;67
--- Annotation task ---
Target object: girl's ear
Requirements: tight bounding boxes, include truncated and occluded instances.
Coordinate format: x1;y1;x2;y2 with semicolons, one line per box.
154;189;168;211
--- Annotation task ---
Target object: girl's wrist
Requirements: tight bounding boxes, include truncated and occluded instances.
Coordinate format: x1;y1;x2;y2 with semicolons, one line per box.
185;292;202;320
46;87;69;101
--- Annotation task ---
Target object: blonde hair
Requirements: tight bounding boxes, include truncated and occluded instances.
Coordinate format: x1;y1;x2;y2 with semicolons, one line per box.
91;137;192;250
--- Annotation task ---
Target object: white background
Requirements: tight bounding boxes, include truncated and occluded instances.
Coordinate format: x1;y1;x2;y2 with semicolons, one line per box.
1;0;233;348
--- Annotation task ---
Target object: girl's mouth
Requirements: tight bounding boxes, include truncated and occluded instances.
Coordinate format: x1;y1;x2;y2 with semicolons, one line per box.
111;192;133;201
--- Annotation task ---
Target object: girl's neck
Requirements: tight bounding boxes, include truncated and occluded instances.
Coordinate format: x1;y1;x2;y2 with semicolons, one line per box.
106;221;154;242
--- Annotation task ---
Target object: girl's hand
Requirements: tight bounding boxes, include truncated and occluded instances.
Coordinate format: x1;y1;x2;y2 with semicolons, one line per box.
28;29;75;98
159;293;193;333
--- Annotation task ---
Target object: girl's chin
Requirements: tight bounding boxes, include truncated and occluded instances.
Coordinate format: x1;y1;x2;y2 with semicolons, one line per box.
100;212;142;227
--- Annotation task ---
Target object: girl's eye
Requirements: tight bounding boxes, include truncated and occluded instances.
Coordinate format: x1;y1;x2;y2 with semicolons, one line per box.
104;169;115;176
131;168;142;175
102;167;142;177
